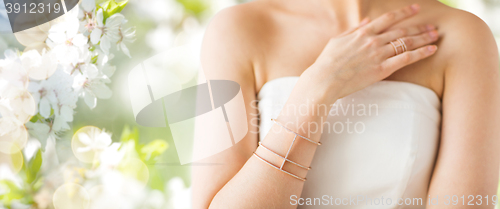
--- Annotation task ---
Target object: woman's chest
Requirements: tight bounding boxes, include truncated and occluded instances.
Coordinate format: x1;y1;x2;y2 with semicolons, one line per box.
253;14;446;98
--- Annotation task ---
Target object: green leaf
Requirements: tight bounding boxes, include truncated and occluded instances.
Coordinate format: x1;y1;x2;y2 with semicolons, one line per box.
29;114;38;123
107;0;128;16
148;167;165;191
91;55;98;64
98;0;129;23
32;177;44;191
140;140;168;163
26;149;42;184
0;180;25;206
120;125;139;144
176;0;208;17
120;140;140;159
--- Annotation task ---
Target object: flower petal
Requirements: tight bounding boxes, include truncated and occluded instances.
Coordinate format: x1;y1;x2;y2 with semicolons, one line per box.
96;9;104;27
39;97;51;118
78;132;93;145
72;34;88;47
105;14;125;27
52;116;62;131
84;92;96;109
119;42;131;58
67;18;80;38
90;29;102;45
96;132;112;147
101;65;116;78
81;0;95;12
90;83;112;99
99;38;111;55
60;105;73;122
81;64;98;79
76;147;92;153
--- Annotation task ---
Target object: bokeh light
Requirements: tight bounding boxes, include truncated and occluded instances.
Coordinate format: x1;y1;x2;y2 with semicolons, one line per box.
0;117;28;154
0;142;24;174
52;183;90;209
71;126;111;164
0;89;37;123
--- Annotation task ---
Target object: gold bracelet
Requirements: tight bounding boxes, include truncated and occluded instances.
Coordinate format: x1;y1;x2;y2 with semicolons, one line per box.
258;142;311;170
253;153;307;181
271;118;322;146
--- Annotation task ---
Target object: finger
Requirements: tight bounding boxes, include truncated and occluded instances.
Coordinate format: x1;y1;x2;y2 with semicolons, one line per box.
339;17;371;37
380;45;438;74
378;24;435;43
363;4;420;34
381;30;439;58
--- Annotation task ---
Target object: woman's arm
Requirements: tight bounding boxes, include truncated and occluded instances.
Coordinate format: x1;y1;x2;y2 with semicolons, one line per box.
193;4;438;209
191;6;260;209
427;12;500;208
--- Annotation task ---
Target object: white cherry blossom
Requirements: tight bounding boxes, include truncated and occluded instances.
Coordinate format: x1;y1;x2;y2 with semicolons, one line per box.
48;17;89;66
0;87;36;123
79;0;96;19
28;69;77;134
116;22;136;58
72;61;112;109
76;129;112;154
0;50;29;90
96;51;116;78
20;49;58;80
91;9;124;55
79;0;97;36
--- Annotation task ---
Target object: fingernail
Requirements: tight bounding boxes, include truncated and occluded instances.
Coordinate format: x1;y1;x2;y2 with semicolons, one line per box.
429;30;438;39
426;24;435;31
411;4;420;12
428;45;437;52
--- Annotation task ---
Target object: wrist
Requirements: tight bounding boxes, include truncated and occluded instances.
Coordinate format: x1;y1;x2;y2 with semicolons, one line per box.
297;65;341;105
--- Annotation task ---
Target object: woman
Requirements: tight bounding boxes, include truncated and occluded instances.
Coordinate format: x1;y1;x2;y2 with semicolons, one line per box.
192;0;500;208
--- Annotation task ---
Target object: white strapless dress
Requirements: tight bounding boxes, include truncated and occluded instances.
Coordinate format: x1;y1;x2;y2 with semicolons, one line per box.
257;77;441;209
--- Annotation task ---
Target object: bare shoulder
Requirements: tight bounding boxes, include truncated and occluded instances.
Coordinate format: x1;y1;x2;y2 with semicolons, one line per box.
428;3;499;68
206;2;268;36
202;1;273;52
201;1;272;80
439;6;495;42
421;1;500;97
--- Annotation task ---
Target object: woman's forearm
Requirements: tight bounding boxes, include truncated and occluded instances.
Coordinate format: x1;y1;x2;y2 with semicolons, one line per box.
208;74;336;209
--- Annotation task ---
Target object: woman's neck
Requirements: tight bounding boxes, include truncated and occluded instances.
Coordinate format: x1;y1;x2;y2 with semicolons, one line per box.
272;0;381;27
320;0;370;18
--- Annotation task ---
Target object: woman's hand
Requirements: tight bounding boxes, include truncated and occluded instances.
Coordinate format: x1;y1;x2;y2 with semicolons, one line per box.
303;4;439;102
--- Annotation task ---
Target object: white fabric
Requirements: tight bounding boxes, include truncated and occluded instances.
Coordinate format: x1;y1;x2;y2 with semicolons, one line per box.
257;77;441;209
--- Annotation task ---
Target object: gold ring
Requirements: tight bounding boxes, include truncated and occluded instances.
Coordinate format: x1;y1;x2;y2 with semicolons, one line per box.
390;41;400;55
398;38;408;53
390;38;408;56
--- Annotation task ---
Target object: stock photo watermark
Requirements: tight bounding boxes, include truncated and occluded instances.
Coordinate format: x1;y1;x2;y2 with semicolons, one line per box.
290;195;423;207
250;98;380;137
290;194;498;207
290;195;498;206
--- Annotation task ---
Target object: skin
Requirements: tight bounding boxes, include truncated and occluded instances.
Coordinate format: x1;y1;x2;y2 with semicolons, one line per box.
192;0;500;208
